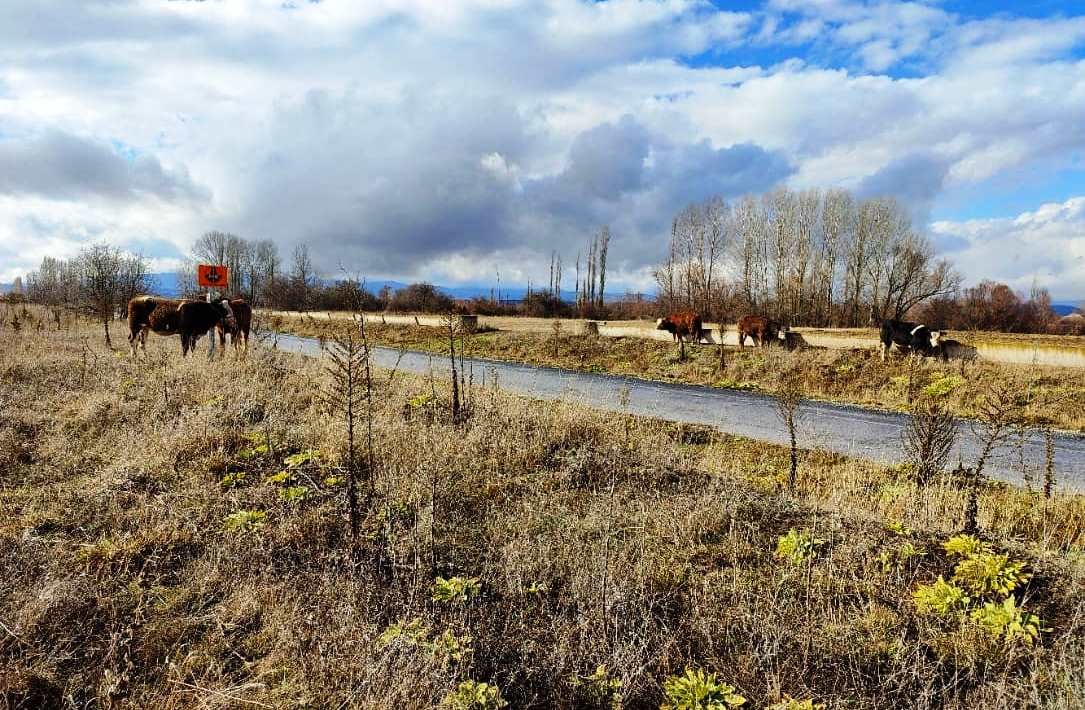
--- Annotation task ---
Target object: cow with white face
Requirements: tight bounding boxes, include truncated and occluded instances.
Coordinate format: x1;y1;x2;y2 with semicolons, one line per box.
879;319;941;361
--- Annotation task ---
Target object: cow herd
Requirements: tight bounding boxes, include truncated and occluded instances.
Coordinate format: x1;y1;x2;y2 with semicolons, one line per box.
657;311;961;362
126;295;251;358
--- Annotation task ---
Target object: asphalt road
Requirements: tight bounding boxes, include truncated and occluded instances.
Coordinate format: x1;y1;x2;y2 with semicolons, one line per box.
273;333;1085;491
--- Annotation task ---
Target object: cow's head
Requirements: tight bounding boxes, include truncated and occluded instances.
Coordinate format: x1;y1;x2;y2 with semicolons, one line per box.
215;298;238;331
777;323;790;341
656;317;672;332
929;330;943;349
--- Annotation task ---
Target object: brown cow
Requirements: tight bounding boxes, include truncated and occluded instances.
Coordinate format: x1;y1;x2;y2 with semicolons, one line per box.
656;311;703;344
736;315;788;349
215;298;252;357
128;296;183;356
127;296;236;357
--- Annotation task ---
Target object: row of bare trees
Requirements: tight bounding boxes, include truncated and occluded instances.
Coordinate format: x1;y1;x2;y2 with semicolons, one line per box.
914;280;1058;333
23;245;151;345
654;188;962;326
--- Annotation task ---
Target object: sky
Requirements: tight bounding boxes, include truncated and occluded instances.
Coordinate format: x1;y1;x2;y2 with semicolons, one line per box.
1;0;1083;300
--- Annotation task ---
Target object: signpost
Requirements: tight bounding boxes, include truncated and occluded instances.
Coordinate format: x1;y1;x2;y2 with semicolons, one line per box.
197;264;228;358
197;264;228;289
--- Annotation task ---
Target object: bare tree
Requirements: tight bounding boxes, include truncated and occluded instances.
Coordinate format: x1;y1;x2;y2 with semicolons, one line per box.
816;189;853;325
291;244;316;310
77;245;148;347
596;226;609;308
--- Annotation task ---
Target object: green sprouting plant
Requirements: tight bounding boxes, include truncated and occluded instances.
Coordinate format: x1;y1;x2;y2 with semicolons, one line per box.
279;486;310;505
767;699;826;710
913;576;971;615
433;576;482;604
942;534;993;558
377;618;471;664
524;580;549;596
952;553;1030;596
223;510;267;533
440;680;508;710
323;475;344;487
879;541;926;574
569;665;622;710
430;629;472;663
662;668;746;709
284;450;320;468
774;529;824;565
220;470;248;488
236;443;269;460
377;617;430;648
408;392;436;408
886;521;912;536
923;374;965;398
969;597;1045;645
266;470;293;485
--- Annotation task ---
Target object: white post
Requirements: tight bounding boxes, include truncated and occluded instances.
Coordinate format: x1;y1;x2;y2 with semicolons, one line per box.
207;289;218;358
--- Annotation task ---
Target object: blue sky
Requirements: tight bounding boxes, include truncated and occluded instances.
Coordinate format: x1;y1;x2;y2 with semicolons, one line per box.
1;0;1084;298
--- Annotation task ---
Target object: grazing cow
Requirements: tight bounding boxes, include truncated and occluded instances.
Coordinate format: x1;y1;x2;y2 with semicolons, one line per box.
736;315;788;349
879;319;941;361
215;298;252;357
179;300;236;357
933;338;976;362
128;296;184;356
656;311;703;344
127;296;236;357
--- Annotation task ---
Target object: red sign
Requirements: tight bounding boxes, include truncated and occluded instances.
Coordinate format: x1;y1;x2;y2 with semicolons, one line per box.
197;264;228;288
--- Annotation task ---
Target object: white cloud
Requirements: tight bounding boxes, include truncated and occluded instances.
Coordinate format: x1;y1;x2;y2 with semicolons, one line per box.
1;0;1084;296
931;197;1085;300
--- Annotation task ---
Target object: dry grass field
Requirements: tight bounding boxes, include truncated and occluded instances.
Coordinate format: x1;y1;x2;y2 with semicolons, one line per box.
270;313;1085;433
2;307;1084;708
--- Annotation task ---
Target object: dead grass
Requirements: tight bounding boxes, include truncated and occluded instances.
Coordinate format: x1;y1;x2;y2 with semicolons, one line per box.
1;312;1083;709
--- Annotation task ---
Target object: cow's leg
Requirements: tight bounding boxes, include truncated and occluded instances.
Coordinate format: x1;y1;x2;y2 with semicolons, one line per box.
880;341;888;362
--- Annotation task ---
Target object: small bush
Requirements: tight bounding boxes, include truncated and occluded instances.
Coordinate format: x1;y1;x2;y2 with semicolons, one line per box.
767;699;826;710
661;668;746;709
952;553;1030;596
775;529;824;565
279;485;310;504
942;534;993;558
223;510;267;533
914;577;970;615
569;665;622;710
433;576;481;604
923;374;965;398
969;597;1045;646
440;680;507;710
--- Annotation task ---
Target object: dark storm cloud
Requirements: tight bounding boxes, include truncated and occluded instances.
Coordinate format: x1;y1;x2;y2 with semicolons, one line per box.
856;151;951;222
234;94;792;277
0;131;209;202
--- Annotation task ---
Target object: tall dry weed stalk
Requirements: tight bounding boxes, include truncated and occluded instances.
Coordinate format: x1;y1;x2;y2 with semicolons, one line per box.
963;379;1025;533
903;397;957;486
776;370;804;491
322;319;375;543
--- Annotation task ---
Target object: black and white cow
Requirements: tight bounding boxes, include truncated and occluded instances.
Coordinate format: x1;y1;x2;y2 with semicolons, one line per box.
879;319;942;361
